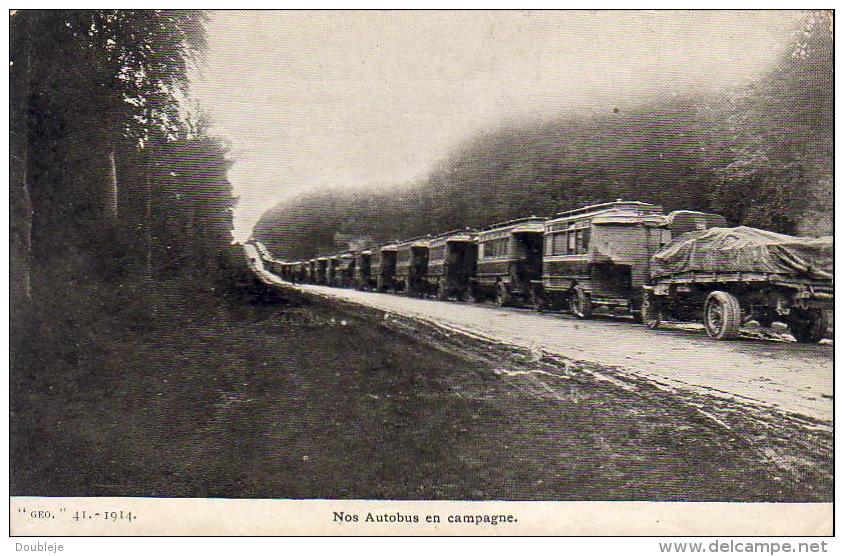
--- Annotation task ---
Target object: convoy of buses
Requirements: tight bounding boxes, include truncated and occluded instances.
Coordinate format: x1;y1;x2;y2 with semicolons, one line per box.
254;200;832;343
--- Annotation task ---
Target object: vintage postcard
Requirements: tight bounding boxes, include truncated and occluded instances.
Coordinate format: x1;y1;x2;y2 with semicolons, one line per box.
9;8;833;539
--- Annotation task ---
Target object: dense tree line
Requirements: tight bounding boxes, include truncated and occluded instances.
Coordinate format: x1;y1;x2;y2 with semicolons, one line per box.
255;11;831;260
10;9;235;330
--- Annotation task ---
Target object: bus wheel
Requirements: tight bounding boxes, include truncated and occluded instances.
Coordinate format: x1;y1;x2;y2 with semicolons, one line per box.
703;291;741;340
571;286;593;319
529;285;547;311
641;291;662;330
496;282;515;307
465;284;480;303
436;281;449;301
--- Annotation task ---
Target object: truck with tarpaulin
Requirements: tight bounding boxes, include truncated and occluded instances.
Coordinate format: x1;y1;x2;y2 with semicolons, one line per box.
643;226;833;342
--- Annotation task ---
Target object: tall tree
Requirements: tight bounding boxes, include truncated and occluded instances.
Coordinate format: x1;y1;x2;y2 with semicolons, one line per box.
708;11;832;234
10;10;216;307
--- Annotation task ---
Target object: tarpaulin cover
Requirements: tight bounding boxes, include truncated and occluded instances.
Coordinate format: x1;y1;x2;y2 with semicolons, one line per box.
652;226;833;280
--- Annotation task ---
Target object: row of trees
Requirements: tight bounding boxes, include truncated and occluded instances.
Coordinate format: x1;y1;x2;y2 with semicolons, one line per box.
10;10;235;323
255;11;831;260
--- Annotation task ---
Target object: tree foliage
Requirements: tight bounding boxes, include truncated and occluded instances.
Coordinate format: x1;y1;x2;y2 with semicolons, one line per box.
255;11;832;259
10;9;235;317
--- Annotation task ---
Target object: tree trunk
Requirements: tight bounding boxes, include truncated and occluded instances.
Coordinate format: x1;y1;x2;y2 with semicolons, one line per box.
10;13;33;306
145;166;153;279
106;147;118;220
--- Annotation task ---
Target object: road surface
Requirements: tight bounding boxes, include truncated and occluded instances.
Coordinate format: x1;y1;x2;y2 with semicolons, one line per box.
245;245;833;423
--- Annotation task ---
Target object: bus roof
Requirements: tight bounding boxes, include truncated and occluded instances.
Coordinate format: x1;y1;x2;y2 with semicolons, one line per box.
480;216;547;232
551;200;662;220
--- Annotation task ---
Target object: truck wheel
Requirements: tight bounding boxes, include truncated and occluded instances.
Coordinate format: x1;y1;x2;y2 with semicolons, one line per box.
496;282;515;307
703;291;742;340
754;313;774;328
641;291;662;330
465;284;480;303
530;286;548;312
789;310;829;343
571;286;593;319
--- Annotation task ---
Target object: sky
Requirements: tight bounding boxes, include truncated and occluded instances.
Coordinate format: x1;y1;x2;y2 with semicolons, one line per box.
189;10;802;240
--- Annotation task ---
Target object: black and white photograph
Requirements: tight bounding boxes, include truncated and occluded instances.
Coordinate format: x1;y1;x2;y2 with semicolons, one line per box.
8;8;834;538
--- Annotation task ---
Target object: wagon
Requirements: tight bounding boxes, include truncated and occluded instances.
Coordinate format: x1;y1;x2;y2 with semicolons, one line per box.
305;259;316;283
271;259;285;278
537;201;670;316
474;217;545;306
315;257;329;285
423;230;478;300
394;237;431;296
371;243;398;291
332;252;356;288
326;255;339;286
354;250;375;290
292;261;305;283
253;241;272;261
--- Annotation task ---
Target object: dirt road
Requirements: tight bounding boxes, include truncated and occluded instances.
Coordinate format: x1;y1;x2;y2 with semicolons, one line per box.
308;285;832;422
246;246;832;424
12;246;829;502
